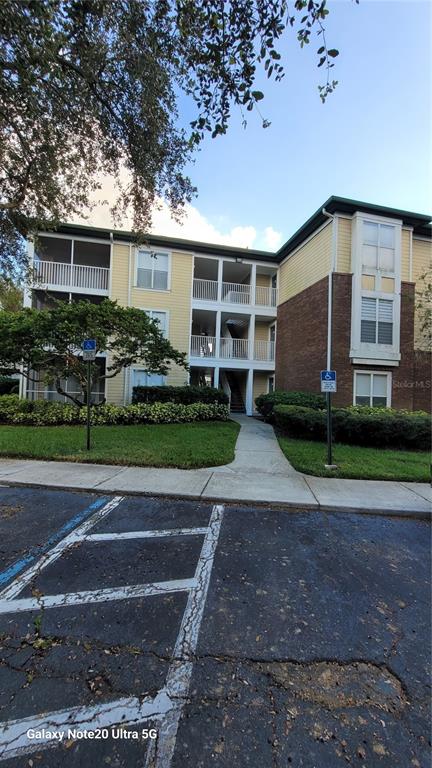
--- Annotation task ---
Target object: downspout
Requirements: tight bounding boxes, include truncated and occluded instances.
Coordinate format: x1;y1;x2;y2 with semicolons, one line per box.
322;208;337;370
125;239;132;404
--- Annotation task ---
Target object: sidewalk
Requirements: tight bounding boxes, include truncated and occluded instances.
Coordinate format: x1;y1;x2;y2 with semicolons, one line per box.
0;416;430;518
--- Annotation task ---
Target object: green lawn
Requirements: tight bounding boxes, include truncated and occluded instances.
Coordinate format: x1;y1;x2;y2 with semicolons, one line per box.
0;420;240;469
278;436;430;482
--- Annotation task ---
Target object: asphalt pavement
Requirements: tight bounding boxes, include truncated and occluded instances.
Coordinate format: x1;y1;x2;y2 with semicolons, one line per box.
0;486;430;767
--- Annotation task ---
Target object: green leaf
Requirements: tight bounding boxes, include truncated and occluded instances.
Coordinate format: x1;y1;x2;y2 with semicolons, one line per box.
328;49;339;58
251;90;264;101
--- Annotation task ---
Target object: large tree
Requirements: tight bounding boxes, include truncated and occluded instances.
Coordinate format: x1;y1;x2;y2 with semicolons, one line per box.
0;0;350;276
0;299;188;405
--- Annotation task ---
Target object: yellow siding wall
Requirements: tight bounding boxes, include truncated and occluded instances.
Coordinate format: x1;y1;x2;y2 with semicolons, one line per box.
337;217;352;273
401;229;411;282
130;250;192;387
255;321;271;341
256;273;271;288
278;222;332;304
253;372;269;407
413;238;432;349
107;246;192;403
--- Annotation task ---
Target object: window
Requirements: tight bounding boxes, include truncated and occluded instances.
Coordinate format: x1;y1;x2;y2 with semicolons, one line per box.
136;250;169;290
361;297;393;345
354;372;390;407
362;221;395;272
132;370;165;388
268;376;275;393
144;310;168;337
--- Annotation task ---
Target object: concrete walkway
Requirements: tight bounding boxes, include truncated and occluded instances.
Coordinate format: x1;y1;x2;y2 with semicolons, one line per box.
0;417;430;518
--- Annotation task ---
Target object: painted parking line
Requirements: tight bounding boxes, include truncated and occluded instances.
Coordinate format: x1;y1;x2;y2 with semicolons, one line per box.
83;527;208;542
0;503;224;764
0;495;111;587
0;495;124;601
0;578;196;614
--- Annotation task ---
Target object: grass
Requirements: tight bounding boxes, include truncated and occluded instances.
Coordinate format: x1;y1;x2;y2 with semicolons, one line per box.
0;420;240;469
278;436;430;482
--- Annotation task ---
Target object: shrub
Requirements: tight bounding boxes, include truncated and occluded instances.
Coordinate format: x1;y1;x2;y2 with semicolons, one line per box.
132;384;228;406
0;395;229;426
273;404;431;451
255;390;325;419
0;376;19;395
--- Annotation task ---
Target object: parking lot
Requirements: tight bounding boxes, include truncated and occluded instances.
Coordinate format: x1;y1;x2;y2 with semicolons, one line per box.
0;486;430;767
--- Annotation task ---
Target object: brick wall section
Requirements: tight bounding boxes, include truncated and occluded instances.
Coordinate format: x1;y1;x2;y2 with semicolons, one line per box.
413;351;432;411
276;276;328;394
276;275;431;412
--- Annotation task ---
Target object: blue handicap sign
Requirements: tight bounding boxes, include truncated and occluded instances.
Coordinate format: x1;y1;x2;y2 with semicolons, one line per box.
82;339;96;351
320;370;336;382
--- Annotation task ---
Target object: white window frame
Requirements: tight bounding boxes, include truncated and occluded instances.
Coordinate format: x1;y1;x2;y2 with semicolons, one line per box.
135;248;171;292
142;308;170;338
129;366;166;399
353;370;392;407
350;212;401;364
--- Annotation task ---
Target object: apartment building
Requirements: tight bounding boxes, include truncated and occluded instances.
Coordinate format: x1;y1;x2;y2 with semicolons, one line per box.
23;196;431;414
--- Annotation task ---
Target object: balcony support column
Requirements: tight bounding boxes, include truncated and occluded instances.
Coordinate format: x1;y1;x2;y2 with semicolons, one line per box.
70;238;74;293
217;260;223;302
251;263;257;306
215;311;222;358
245;369;253;416
248;314;255;361
214;366;220;389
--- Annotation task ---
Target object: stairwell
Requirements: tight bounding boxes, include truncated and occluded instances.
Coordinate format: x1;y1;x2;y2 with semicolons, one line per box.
225;372;246;413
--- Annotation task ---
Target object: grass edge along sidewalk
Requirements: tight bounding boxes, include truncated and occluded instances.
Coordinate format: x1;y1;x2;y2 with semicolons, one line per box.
0;420;240;470
278;436;430;482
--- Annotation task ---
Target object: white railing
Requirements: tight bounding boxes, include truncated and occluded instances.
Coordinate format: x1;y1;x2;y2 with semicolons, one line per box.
27;389;105;404
221;282;251;304
220;337;250;359
190;335;217;357
193;278;218;301
254;340;275;361
34;260;109;291
255;285;278;307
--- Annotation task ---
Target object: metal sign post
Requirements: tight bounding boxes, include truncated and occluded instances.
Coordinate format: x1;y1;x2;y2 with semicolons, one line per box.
82;340;96;451
320;370;337;468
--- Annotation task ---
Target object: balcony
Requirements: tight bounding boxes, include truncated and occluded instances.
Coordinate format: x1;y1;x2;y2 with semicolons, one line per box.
190;336;275;362
34;260;109;293
192;279;277;308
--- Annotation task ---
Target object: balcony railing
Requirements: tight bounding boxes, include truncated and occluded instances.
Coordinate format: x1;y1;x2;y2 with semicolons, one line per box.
255;286;278;307
190;335;217;357
220;337;249;359
192;278;278;307
193;278;218;301
221;282;251;304
34;260;109;292
189;336;275;362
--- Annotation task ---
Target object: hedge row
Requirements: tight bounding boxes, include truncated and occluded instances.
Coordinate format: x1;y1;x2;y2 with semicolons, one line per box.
273;404;431;451
0;396;229;426
132;385;228;405
255;390;325;419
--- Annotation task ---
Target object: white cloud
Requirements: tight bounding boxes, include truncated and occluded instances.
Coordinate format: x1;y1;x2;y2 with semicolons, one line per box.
262;226;283;251
72;174;280;252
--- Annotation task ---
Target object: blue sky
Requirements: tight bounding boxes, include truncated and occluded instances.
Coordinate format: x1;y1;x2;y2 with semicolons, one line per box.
87;1;431;251
178;0;431;249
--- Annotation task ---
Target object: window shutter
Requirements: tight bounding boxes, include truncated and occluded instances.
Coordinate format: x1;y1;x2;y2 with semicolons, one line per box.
361;297;376;343
377;300;393;344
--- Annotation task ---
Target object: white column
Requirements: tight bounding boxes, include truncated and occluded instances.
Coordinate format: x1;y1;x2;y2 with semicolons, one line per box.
251;263;257;306
23;239;34;308
248;314;255;361
70;238;74;292
217;259;223;302
245;369;253;416
215;310;222;358
214;366;220;389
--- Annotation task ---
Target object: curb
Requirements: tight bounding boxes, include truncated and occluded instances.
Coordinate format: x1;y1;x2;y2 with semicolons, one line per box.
1;478;430;521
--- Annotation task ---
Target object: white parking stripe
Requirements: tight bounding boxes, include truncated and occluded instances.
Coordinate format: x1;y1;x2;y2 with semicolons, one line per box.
83;527;208;542
0;503;224;765
146;503;224;768
0;578;196;615
0;496;124;601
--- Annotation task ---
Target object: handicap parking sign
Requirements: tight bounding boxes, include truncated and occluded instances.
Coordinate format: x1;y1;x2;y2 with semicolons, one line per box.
320;370;337;393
